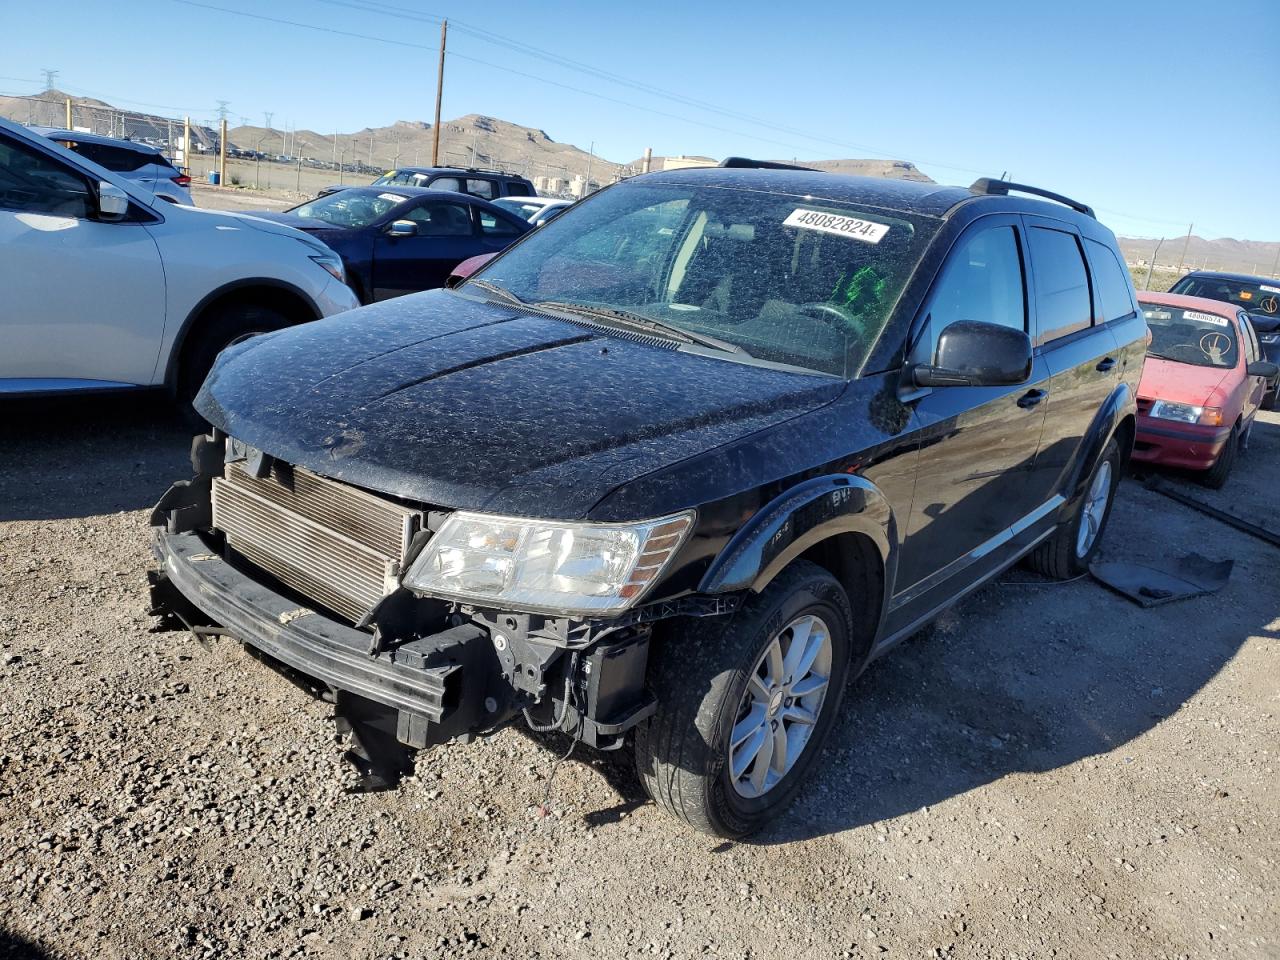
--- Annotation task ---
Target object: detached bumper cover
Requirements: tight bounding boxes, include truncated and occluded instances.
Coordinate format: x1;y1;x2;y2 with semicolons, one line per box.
152;528;463;720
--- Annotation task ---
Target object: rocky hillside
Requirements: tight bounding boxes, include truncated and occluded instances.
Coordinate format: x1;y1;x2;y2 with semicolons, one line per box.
1118;235;1279;278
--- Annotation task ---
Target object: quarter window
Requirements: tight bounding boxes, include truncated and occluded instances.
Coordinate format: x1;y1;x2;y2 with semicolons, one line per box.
0;134;93;218
1084;238;1136;322
1028;227;1091;343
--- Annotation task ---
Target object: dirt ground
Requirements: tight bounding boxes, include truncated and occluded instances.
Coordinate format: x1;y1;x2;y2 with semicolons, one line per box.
0;393;1276;960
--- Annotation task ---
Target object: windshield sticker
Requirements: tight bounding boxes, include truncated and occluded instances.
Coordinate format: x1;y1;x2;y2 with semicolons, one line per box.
784;209;889;244
1260;285;1280;294
1183;310;1228;326
378;193;408;203
1142;309;1171;320
1239;291;1253;300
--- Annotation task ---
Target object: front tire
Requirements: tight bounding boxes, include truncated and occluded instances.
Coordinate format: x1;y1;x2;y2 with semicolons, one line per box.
1201;424;1238;489
1025;438;1120;579
176;304;290;426
634;560;854;838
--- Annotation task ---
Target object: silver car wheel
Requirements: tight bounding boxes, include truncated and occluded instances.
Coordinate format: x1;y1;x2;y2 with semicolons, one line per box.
1075;459;1113;558
728;614;833;799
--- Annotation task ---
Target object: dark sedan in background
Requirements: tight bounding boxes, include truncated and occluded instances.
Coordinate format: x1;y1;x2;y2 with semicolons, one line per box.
1170;270;1280;407
245;187;531;304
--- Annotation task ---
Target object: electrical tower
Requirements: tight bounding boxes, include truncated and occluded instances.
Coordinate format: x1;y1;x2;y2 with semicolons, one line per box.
216;100;231;123
263;111;274;131
41;68;59;91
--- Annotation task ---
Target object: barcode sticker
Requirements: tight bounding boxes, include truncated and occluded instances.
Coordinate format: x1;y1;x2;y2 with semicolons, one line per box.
783;208;889;244
1183;310;1228;326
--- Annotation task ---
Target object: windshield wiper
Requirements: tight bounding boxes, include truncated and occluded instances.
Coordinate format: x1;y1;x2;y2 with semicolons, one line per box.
465;278;525;306
533;301;747;356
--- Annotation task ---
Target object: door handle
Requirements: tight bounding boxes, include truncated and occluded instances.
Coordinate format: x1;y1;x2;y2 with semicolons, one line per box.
1096;357;1117;372
1017;389;1047;409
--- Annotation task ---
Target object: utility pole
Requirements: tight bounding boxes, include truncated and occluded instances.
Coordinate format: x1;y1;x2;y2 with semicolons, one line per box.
1174;223;1194;277
1143;238;1165;290
183;116;191;176
369;132;374;168
64;97;71;129
219;118;228;185
585;141;594;195
42;68;59;91
432;19;447;166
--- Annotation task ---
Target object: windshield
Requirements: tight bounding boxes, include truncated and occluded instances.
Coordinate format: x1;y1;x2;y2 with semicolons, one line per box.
288;190;408;228
1142;303;1238;368
1170;276;1280;318
470;181;938;377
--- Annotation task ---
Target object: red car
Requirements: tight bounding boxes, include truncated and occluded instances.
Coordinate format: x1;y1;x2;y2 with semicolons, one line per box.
1133;292;1277;487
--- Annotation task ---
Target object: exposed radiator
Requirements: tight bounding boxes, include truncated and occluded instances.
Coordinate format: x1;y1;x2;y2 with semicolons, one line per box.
211;460;423;623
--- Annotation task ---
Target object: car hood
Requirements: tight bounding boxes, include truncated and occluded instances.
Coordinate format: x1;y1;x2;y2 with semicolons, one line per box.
234;211;348;239
1137;355;1233;407
196;291;844;519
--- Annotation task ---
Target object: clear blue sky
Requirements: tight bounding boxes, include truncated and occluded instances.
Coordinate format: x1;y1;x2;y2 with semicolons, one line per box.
4;0;1277;240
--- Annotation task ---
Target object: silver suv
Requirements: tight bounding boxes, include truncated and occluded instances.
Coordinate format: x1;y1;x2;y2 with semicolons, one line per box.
34;128;194;204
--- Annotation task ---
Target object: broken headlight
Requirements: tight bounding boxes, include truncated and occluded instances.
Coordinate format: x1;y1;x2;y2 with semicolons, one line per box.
402;511;694;616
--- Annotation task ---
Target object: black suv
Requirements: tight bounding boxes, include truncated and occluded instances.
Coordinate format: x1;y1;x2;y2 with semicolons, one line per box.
319;166;535;201
151;163;1146;837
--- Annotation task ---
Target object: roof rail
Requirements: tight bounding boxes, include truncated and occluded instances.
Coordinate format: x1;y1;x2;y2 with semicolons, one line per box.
719;156;818;171
970;178;1095;219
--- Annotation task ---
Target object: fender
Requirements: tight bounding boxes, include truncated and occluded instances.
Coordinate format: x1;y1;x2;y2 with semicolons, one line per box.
1065;381;1136;505
162;277;324;389
698;474;897;597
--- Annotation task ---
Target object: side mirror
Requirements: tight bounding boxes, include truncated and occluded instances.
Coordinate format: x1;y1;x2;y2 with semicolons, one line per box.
385;219;418;238
98;182;129;219
1246;360;1279;379
912;320;1032;388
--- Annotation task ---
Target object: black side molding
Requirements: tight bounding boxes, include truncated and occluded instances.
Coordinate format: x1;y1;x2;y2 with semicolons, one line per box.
970;178;1096;219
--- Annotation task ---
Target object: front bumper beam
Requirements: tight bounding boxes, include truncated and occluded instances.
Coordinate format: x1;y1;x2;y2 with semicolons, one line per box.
151;528;480;726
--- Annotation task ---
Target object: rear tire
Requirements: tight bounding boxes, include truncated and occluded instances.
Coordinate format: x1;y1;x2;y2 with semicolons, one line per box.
176;304;290;426
634;560;854;838
1201;424;1238;489
1025;438;1120;579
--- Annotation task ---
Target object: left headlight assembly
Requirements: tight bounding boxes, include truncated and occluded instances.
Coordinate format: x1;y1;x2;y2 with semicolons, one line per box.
402;511;695;616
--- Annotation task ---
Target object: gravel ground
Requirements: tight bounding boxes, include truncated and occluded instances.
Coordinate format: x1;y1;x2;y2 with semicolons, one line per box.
1;394;1276;960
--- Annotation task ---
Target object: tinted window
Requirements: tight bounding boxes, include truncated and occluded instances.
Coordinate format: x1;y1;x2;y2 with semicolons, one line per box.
0;134;92;218
465;178;496;200
1171;276;1280;317
1084;238;1135;322
428;176;462;192
1239;314;1259;362
478;209;523;236
405;200;473;236
60;140;154;173
504;181;532;197
476;181;940;378
1142;303;1237;368
928;225;1026;336
1028;227;1091;342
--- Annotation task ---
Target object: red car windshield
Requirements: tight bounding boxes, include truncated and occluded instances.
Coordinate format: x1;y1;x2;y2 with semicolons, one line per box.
1142;304;1238;368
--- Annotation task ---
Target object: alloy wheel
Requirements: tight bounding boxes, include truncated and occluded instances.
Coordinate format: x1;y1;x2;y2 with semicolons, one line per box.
728;614;833;799
1075;459;1113;558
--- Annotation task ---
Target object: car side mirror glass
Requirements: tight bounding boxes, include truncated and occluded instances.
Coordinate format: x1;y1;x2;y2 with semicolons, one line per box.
386;220;418;238
98;182;129;220
912;320;1033;388
1246;359;1279;379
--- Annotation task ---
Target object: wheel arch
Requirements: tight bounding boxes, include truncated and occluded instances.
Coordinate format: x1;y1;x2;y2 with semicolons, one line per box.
163;278;323;391
698;474;896;662
1068;382;1137;502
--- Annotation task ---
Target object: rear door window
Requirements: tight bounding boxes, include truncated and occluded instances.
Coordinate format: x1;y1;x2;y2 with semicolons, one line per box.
428;176;462;192
504;181;532;197
478;209;523;236
61;140;153;173
1028;227;1092;343
1084;238;1136;322
465;178;496;200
